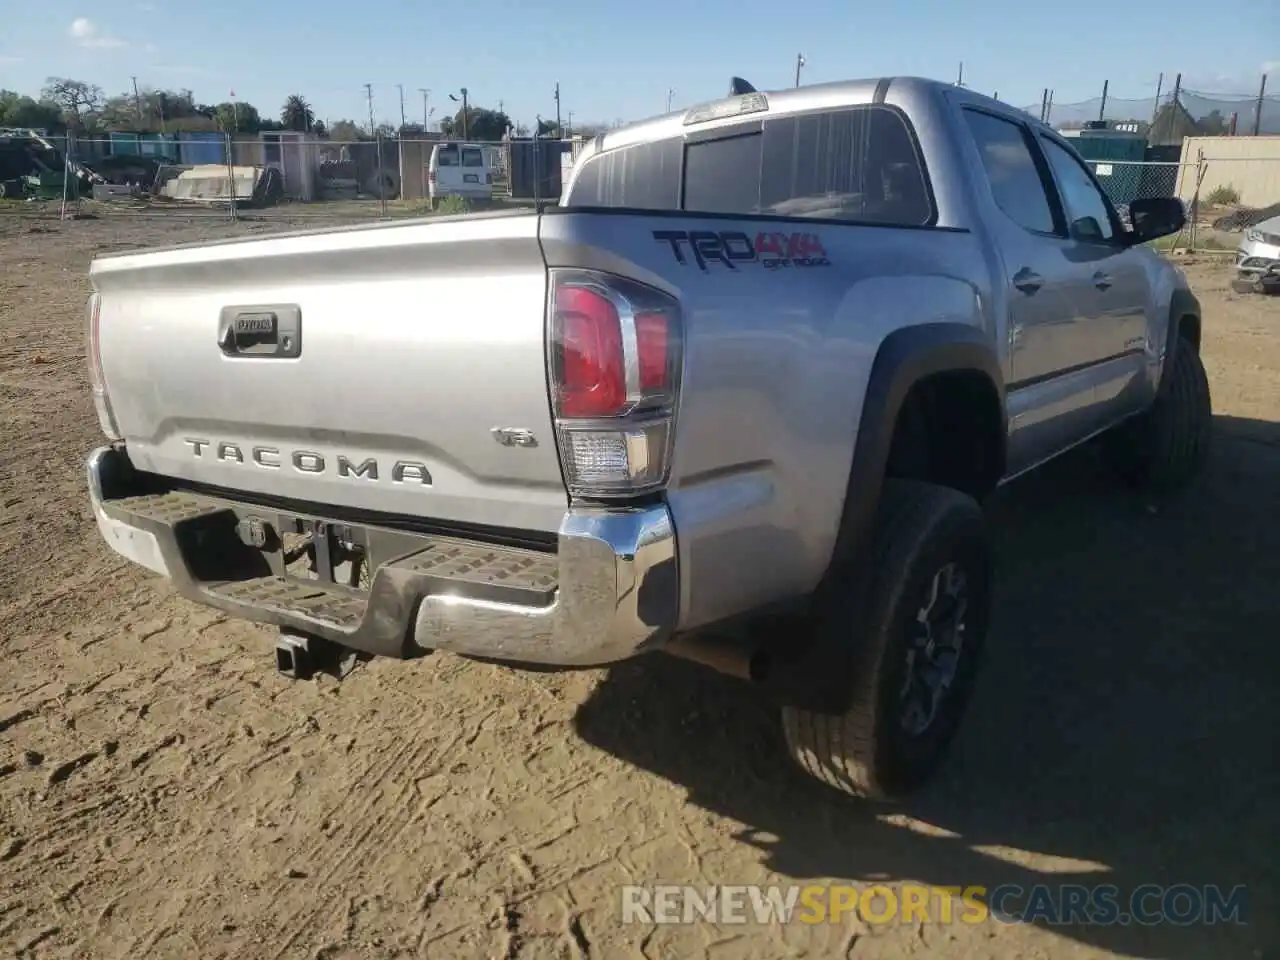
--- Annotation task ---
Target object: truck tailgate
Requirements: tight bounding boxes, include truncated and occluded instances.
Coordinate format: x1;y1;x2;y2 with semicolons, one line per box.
90;212;567;533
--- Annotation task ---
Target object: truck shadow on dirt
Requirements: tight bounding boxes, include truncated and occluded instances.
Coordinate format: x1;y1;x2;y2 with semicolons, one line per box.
573;415;1279;959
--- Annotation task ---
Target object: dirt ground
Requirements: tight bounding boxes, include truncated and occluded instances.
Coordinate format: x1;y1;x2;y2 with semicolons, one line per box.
1;211;1277;960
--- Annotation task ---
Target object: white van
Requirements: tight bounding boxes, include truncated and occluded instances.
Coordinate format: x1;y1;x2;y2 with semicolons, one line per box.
427;142;496;204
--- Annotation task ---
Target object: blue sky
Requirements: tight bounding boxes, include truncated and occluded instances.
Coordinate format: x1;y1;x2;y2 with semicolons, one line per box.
0;0;1275;130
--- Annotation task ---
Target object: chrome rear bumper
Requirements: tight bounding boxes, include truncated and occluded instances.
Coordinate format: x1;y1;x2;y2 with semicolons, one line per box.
87;445;678;666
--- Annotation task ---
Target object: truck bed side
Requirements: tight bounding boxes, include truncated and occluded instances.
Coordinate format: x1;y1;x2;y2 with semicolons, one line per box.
540;208;996;631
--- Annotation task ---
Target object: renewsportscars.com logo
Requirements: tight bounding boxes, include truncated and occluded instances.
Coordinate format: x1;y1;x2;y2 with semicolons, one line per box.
620;883;1249;927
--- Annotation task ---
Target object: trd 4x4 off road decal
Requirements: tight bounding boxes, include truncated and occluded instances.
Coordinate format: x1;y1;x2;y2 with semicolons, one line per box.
653;229;831;271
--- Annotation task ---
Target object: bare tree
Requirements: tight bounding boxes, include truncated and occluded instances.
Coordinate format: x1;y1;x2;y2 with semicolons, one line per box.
328;119;364;142
40;77;105;131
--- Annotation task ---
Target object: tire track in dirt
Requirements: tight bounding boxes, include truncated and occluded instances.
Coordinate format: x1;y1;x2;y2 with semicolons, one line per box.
262;704;497;958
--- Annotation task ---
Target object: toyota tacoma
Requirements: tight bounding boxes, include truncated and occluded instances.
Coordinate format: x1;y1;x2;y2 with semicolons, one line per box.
85;76;1210;798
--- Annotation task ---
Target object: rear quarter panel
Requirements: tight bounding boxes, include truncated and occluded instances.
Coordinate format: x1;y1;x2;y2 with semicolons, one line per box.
541;211;993;630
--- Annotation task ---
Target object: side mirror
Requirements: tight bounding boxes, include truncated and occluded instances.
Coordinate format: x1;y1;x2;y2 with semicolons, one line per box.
1126;196;1186;244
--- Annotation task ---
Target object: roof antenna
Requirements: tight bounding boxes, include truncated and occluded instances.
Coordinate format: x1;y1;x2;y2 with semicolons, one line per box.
729;77;757;96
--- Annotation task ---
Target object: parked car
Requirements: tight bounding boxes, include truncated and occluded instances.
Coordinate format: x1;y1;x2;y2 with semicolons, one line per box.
84;76;1208;799
427;141;497;205
1234;214;1280;293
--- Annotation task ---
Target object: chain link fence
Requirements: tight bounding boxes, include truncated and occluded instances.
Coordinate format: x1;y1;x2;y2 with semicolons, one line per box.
1018;85;1280;138
1;131;586;223
1093;155;1280;252
3;113;1276;255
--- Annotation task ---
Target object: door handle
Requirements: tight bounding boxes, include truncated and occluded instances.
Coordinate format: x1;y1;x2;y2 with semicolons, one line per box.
1092;271;1113;291
217;305;302;358
1013;268;1043;295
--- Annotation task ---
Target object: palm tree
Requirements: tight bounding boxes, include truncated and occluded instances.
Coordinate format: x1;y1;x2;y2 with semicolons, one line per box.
281;94;314;132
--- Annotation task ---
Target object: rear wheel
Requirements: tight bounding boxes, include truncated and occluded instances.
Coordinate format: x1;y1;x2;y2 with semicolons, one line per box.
782;480;993;799
1101;334;1211;495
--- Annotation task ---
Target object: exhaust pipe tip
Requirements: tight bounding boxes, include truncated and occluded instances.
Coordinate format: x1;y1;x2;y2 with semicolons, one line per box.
664;632;769;682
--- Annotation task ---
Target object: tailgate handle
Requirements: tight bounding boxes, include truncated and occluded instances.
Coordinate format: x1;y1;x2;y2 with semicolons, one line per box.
218;305;302;358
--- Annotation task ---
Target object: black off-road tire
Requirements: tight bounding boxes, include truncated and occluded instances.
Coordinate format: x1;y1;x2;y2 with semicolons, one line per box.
782;480;993;800
1101;334;1211;495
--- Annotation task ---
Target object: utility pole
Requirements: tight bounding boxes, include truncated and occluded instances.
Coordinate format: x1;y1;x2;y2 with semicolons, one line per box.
1099;79;1109;122
1167;73;1182;138
567;110;574;139
131;76;142;122
956;61;964;87
1254;73;1268;137
554;82;561;137
395;83;406;201
666;88;675;112
364;83;375;136
419;88;430;130
1040;88;1049;122
795;53;805;88
1151;73;1164;126
448;90;469;139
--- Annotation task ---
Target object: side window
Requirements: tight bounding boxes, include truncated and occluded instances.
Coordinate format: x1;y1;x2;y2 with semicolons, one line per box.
961;109;1056;234
1040;137;1116;243
436;146;459;167
461;147;484;168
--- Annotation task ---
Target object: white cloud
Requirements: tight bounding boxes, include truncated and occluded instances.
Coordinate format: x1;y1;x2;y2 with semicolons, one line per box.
69;17;126;49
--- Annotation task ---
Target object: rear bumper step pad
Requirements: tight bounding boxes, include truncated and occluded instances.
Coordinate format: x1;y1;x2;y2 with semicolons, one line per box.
87;446;678;666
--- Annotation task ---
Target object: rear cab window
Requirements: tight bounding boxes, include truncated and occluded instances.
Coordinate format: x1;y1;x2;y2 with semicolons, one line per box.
566;138;681;210
461;147;484;168
564;104;934;226
436;145;459;167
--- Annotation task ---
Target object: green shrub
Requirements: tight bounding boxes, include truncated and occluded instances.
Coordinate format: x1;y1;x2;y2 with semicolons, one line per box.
1205;184;1240;205
434;195;473;215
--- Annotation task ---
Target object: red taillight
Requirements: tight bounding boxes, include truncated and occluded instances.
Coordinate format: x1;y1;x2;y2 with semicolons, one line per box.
548;271;682;497
86;293;121;439
556;286;626;418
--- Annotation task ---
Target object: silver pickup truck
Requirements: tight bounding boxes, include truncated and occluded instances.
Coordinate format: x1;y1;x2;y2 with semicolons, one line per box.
85;76;1210;799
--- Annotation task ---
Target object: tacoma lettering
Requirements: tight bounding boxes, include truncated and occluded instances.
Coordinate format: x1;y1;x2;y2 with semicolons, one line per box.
180;440;427;486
